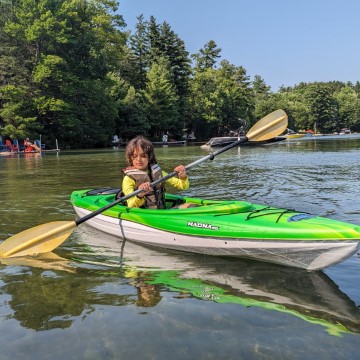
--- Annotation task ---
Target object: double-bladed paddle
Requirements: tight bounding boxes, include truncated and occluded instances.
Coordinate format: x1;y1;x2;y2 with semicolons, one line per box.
0;109;287;258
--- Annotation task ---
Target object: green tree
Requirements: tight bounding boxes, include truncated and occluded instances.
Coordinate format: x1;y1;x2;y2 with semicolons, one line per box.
188;67;218;139
252;75;271;100
128;16;191;136
144;57;179;139
304;84;338;133
188;59;254;139
147;15;162;64
158;21;191;114
0;0;39;139
112;75;149;140
354;81;360;97
215;60;253;134
128;14;149;89
192;40;221;71
1;0;126;147
334;86;360;132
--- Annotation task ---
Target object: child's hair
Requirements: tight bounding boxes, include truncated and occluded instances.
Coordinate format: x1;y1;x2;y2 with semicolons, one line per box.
125;136;157;166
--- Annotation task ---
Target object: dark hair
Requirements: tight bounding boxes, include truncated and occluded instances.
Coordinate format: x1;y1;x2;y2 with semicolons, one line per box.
125;136;157;166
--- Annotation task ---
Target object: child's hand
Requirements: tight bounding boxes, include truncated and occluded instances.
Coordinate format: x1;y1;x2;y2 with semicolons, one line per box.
174;165;187;180
137;182;151;197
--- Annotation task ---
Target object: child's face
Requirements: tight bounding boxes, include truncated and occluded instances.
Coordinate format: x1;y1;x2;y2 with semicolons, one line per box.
131;146;149;170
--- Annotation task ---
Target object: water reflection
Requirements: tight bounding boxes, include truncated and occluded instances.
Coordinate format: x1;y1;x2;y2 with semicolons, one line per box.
1;227;359;336
0;257;132;331
117;240;360;337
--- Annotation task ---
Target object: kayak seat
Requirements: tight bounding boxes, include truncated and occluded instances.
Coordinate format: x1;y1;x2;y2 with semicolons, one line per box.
85;188;189;208
166;198;186;208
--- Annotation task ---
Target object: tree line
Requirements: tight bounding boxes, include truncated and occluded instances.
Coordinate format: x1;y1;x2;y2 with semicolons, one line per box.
1;0;360;148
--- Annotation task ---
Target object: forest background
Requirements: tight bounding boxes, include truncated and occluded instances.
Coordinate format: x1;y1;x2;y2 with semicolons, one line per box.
1;0;360;148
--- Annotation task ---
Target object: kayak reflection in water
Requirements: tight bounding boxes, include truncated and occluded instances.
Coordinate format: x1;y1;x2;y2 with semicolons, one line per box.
1;245;359;335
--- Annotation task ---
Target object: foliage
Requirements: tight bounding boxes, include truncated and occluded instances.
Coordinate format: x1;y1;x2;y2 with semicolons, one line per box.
302;84;338;133
192;40;221;71
0;3;360;147
110;73;149;140
334;86;360;132
0;0;126;147
188;59;253;138
144;57;179;139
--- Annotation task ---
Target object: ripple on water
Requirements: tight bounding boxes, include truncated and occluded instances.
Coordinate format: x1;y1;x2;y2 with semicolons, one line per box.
1;140;360;359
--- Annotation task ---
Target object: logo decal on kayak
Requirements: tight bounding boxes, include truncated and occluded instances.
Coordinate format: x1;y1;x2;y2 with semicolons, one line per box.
187;221;219;230
287;214;314;222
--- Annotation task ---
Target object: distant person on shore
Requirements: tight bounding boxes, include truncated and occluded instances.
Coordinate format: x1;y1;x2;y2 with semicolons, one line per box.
24;138;40;152
121;136;191;209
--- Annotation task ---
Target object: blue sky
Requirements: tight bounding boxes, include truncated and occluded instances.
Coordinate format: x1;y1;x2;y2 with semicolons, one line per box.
118;0;360;91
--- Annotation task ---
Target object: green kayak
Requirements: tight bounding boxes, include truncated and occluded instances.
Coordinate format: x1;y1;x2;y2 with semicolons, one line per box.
70;188;360;270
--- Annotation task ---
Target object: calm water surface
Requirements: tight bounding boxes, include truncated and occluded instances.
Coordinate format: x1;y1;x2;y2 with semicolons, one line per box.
1;136;360;359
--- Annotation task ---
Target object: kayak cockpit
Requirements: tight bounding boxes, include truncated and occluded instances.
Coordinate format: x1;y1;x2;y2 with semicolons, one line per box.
71;188;255;216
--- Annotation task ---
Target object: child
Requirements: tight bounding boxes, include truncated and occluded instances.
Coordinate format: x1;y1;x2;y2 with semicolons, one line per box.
122;136;189;208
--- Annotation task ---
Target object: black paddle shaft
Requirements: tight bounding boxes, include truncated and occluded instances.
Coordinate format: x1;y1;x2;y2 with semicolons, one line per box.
75;136;249;226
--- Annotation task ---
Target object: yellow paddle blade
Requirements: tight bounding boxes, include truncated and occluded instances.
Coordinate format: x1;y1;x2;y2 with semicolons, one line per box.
0;221;76;258
247;109;288;141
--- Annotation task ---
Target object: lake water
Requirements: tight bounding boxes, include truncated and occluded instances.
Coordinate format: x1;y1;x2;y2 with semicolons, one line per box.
0;136;360;360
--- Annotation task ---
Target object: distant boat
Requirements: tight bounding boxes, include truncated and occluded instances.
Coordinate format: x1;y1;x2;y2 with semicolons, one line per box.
303;130;323;137
200;136;286;148
285;133;306;139
339;128;351;135
283;129;306;139
153;140;187;146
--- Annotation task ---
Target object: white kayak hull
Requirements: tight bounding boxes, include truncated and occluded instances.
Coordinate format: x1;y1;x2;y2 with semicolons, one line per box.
73;205;360;270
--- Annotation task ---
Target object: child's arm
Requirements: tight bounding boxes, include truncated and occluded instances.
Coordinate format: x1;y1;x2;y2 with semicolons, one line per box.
122;176;146;208
163;171;189;190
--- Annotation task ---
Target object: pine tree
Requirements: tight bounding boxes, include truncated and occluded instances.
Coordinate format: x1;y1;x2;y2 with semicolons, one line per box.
128;14;149;89
157;21;191;128
144;57;179;138
192;40;222;71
